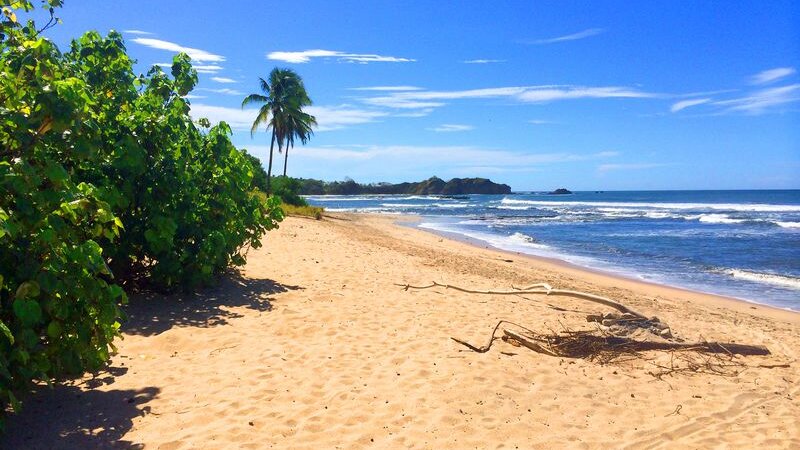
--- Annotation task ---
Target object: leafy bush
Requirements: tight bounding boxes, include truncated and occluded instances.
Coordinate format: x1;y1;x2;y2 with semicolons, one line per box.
241;150;269;192
0;2;282;425
281;204;324;220
271;175;308;206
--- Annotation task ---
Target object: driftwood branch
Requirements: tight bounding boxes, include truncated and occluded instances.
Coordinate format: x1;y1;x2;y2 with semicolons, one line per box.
395;281;648;319
503;328;769;357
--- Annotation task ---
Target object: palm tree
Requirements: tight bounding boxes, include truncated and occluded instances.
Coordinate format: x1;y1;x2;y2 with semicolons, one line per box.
280;106;316;176
242;68;315;193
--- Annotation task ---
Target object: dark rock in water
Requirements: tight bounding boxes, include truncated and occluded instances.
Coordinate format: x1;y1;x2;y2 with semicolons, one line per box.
548;188;573;195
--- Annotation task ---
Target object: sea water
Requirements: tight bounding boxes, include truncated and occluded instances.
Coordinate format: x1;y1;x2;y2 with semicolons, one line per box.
306;190;800;310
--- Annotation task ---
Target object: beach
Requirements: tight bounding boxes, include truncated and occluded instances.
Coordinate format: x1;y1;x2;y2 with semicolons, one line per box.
4;214;799;449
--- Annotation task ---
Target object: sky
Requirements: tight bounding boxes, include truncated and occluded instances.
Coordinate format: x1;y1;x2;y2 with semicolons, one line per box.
37;0;800;190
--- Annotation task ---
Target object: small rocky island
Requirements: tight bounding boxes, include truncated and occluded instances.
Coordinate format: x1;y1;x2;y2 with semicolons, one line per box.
548;188;573;195
296;176;511;195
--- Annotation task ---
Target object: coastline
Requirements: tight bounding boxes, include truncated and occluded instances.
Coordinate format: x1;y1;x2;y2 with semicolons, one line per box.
396;214;800;320
4;214;798;448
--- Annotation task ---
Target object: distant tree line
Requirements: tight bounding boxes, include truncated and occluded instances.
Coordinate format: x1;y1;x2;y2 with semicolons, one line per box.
292;176;512;195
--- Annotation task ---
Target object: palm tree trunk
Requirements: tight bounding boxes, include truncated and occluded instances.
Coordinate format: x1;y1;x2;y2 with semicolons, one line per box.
266;128;276;195
283;140;289;177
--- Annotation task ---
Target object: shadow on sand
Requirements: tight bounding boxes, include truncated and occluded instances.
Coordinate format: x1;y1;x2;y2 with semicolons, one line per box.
1;372;158;449
1;273;301;448
123;272;302;336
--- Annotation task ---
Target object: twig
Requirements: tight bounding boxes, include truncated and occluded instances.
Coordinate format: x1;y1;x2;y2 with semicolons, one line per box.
665;404;682;416
450;320;536;353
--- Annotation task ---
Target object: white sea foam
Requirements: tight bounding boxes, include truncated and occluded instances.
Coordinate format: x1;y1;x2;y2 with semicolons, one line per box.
431;203;471;208
697;214;745;224
418;222;550;251
325;207;409;215
724;269;800;289
500;198;800;212
305;196;380;202
379;203;428;208
496;205;532;210
508;232;540;245
776;221;800;229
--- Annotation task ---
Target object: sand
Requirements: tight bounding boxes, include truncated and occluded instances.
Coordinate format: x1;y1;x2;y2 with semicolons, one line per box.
4;214;799;449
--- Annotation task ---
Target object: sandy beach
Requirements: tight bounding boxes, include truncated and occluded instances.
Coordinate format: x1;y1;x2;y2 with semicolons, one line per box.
4;214;799;449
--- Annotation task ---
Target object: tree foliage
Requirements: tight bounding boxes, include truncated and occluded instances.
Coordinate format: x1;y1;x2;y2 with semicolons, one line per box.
0;2;283;425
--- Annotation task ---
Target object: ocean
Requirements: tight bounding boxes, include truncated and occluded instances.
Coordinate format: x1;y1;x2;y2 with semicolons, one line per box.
305;190;800;311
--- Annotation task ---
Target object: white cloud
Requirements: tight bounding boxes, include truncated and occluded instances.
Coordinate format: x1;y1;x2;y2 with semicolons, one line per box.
306;106;389;131
349;86;423;91
517;86;653;102
123;29;152;35
463;59;506;64
597;163;667;173
211;77;237;84
360;85;655;110
194;64;224;73
132;38;225;62
670;98;711;112
714;84;800;114
196;88;243;96
430;124;473;132
267;49;414;64
362;97;446;109
189;104;387;132
528;119;556;125
529;28;605;45
395;109;434;117
182;94;206;99
749;67;796;85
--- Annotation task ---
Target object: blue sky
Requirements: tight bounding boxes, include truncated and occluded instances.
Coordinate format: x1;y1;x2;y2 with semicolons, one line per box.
40;0;800;190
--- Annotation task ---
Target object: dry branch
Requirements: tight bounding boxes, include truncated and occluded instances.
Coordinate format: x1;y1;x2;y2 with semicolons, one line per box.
403;281;772;368
395;281;649;319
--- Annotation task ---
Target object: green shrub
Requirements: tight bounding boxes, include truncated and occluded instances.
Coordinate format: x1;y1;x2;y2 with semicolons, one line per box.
281;204;324;220
271;176;308;206
0;2;283;425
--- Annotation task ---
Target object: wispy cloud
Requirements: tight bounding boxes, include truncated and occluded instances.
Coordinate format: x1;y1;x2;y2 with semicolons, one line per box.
267;49;414;64
189;104;387;132
715;84;800;114
360;85;655;112
517;86;653;102
211;77;237;84
194;64;224;74
395;109;434;118
349;86;423;91
132;38;225;62
528;28;604;45
529;119;557;125
749;67;796;85
181;94;206;99
429;124;473;132
123;29;152;36
597;163;668;173
195;88;243;96
463;59;506;64
362;97;446;109
670;98;711;112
